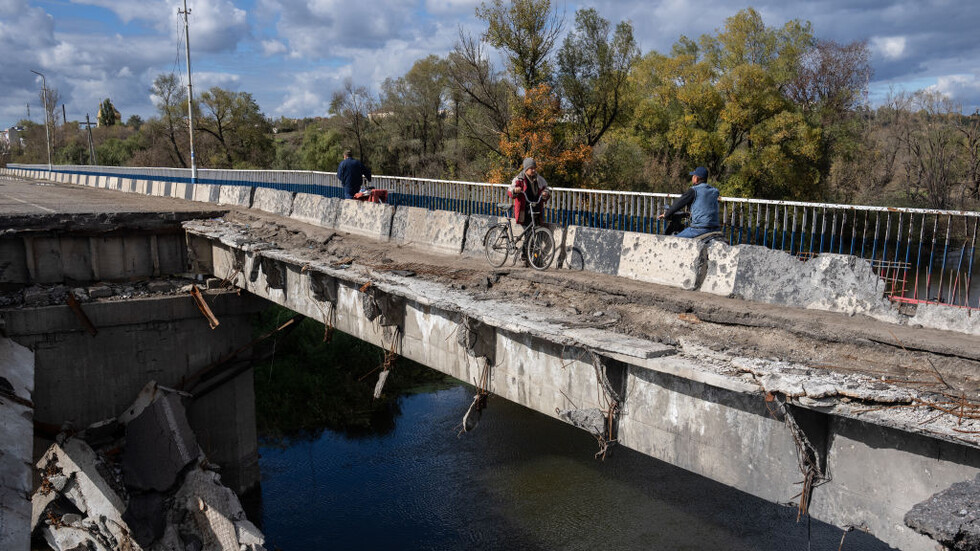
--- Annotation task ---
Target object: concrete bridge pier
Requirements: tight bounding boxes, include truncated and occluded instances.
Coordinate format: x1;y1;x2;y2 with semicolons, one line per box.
0;291;266;494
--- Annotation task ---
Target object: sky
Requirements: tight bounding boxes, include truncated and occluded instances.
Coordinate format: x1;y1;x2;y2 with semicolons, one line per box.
2;0;979;130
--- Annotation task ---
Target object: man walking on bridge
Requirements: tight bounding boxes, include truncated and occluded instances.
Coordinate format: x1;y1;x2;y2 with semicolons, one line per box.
658;166;720;238
337;150;372;200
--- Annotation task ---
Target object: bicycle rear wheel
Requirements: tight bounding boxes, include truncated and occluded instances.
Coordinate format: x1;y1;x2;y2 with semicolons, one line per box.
484;225;510;267
526;226;555;270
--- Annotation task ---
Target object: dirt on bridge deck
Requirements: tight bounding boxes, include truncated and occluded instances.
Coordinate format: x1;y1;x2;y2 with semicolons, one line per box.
217;208;980;430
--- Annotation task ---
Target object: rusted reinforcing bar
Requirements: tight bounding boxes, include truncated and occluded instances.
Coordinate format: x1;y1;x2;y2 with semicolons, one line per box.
190;285;220;329
65;293;97;336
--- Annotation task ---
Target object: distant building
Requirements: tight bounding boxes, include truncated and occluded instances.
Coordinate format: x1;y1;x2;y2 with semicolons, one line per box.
1;126;24;147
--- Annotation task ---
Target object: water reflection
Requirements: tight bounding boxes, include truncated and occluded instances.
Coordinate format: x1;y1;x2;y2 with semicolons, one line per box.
256;385;894;551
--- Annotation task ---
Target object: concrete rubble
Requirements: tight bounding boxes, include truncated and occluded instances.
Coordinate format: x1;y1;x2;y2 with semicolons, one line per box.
905;474;980;550
31;381;265;551
0;277;208;309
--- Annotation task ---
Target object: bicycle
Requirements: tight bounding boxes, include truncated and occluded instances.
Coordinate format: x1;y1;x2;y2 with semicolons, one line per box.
483;192;556;270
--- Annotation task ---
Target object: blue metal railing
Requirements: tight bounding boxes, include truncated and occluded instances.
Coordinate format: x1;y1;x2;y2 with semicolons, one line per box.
7;163;979;309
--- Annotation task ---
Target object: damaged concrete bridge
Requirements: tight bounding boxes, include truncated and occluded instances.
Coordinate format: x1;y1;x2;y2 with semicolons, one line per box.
2;170;980;551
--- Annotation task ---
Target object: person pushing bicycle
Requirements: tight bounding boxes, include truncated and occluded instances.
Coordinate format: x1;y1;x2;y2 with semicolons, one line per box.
508;157;551;227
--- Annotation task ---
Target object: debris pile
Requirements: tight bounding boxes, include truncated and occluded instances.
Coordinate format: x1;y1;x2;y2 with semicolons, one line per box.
1;277;226;308
31;381;265;551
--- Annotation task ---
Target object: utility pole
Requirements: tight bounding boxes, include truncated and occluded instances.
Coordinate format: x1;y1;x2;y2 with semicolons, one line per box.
83;114;98;165
26;103;30;121
30;69;52;172
179;0;197;182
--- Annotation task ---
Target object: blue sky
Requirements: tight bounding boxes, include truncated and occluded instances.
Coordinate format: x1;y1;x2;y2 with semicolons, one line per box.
2;0;979;130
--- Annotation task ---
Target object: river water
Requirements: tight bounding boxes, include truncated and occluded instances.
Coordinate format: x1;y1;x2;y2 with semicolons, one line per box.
253;383;893;551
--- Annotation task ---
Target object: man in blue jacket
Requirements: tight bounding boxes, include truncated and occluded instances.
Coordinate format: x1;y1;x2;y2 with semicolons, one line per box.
658;166;720;238
337;150;372;199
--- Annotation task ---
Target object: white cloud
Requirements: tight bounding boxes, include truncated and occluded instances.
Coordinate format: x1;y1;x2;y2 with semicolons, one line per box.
194;72;242;91
871;36;907;60
424;0;481;15
927;74;980;110
71;0;248;52
258;0;419;58
69;0;170;26
262;39;287;56
188;0;249;53
275;66;353;116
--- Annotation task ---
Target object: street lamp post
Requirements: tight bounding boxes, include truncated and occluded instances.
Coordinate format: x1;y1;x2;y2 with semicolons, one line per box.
30;69;52;172
179;0;197;182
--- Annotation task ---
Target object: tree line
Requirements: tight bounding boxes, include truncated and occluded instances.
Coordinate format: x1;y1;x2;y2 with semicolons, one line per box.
4;2;979;210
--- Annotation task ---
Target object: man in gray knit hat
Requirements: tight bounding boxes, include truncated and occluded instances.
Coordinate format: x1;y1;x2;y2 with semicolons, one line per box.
507;157;551;227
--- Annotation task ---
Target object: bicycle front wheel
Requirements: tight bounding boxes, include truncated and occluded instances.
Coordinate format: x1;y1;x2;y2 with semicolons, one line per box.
526;226;555;270
484;225;510;268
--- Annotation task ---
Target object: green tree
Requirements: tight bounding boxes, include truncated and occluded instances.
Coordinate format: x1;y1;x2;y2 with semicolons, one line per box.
198;87;273;168
96;137;136;166
896;90;962;209
150;73;188;167
55;138;89;165
476;0;563;91
298;125;343;172
557;8;638;147
379;55;451;176
630;8;822;199
98;98;118;127
447;30;514;160
126;114;144;130
329;78;375;161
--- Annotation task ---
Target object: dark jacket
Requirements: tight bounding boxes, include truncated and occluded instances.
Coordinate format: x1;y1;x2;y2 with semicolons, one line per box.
664;182;720;230
337;157;372;199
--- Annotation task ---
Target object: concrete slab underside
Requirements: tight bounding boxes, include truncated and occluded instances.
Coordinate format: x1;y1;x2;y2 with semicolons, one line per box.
195;230;980;551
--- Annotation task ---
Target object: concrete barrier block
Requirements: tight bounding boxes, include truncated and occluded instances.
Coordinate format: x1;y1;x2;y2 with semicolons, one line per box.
193;183;220;204
97;175;107;188
218;185;254;207
702;244;895;317
559;225;623;275
390;206;468;255
700;240;740;296
908;303;980;336
135;179;149;194
150;180;171;197
290;193;340;228
251;187;295;217
336;199;395;241
463;214;511;257
618;232;705;290
170;182;194;200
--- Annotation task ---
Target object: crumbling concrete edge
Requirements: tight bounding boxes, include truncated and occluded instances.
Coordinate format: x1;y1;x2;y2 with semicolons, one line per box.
184;220;980;451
